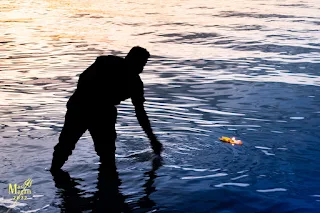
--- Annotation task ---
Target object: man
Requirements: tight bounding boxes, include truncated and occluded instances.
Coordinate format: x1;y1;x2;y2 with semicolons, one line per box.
50;46;163;172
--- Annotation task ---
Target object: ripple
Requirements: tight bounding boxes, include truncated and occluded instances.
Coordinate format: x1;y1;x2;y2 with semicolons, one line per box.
237;170;249;174
261;150;275;156
255;146;272;150
289;117;305;120
181;173;228;180
21;204;50;213
194;108;245;116
181;167;208;172
256;188;287;193
271;130;283;134
214;183;250;188
164;165;220;173
231;174;249;180
32;195;44;198
0;197;27;209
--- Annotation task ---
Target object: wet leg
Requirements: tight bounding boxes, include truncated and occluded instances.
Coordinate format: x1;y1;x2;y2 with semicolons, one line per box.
51;108;88;171
88;108;117;167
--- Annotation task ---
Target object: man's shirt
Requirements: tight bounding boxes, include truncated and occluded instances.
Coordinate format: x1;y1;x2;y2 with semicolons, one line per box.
67;55;146;109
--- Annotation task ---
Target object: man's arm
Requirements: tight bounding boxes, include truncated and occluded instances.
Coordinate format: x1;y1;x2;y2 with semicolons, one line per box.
134;103;163;155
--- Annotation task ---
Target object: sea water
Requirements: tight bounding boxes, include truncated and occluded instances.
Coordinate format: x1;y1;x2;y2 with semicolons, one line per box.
0;0;320;212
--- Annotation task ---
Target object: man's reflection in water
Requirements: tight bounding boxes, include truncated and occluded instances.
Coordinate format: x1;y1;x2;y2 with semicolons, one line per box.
138;158;162;209
51;157;162;213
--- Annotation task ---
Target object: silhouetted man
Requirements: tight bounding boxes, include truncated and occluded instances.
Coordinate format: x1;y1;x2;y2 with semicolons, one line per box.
50;46;163;171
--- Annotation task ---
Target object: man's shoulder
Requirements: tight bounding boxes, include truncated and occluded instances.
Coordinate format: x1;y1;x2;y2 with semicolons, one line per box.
96;55;124;64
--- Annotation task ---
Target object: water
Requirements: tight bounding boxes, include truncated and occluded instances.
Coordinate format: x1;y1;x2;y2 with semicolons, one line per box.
1;0;320;212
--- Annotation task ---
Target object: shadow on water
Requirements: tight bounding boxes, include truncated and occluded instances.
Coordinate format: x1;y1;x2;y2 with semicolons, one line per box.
51;157;162;213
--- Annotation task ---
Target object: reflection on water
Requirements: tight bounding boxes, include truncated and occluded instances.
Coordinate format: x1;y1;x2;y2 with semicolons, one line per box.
51;157;162;213
1;0;320;212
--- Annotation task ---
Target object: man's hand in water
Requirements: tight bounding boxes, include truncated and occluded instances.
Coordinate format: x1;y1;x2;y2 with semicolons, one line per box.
149;135;163;155
134;104;163;155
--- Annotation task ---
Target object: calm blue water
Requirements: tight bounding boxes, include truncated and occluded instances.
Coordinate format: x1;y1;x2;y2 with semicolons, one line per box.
1;0;320;212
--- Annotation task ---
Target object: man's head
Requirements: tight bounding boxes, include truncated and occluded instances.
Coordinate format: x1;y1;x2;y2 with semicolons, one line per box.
125;46;150;74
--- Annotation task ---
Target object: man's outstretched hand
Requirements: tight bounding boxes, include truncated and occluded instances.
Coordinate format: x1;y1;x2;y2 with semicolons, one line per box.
150;136;163;155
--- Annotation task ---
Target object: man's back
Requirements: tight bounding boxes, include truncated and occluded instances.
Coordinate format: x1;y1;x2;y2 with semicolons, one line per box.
67;55;145;109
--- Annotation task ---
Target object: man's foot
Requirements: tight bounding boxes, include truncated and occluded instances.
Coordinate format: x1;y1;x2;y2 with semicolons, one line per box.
50;156;66;173
50;166;62;174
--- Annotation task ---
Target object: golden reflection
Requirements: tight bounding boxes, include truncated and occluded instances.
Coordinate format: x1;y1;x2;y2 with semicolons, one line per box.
46;34;85;41
1;0;319;84
1;18;33;23
0;4;17;12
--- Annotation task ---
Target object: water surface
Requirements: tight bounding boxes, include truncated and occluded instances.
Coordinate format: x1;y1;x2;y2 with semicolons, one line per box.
1;0;320;212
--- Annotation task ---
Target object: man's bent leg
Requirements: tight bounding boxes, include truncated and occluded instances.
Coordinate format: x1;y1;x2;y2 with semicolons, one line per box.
88;107;117;167
51;108;88;171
